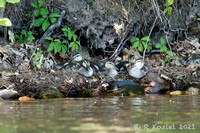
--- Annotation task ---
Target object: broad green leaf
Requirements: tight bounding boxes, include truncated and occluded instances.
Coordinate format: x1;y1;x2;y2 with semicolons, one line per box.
75;44;79;51
160;38;164;44
130;36;139;43
61;27;69;32
69;42;74;48
18;35;23;44
21;30;26;35
14;34;19;39
45;36;53;41
6;0;20;3
28;31;32;35
40;8;48;16
142;41;147;47
54;42;61;54
168;7;172;15
62;40;67;44
0;18;12;26
63;32;67;37
197;18;200;21
34;17;45;27
68;30;74;41
31;2;38;8
141;36;150;41
76;41;80;45
71;45;75;52
73;35;77;42
61;45;67;55
147;44;152;52
38;0;44;8
164;8;168;14
54;39;61;43
166;0;173;6
49;13;60;18
27;35;35;43
48;42;54;52
0;0;5;7
138;43;143;52
155;43;161;48
42;19;50;31
132;41;139;48
49;17;57;24
34;10;40;17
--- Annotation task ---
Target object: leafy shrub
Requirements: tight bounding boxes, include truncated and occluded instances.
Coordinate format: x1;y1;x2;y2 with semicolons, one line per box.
0;0;20;26
164;0;174;15
45;36;67;54
31;0;60;31
62;26;80;52
33;50;43;69
15;30;35;44
155;37;178;64
130;36;152;52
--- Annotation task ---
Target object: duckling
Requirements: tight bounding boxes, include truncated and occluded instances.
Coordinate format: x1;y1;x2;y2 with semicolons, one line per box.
56;54;83;70
127;59;149;79
105;61;118;77
77;60;93;77
115;61;129;71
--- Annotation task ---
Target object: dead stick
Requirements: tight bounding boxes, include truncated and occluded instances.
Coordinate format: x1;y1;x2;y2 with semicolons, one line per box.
110;24;140;59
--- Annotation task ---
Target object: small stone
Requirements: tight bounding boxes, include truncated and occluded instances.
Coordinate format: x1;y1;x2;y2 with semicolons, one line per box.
186;87;199;95
18;96;35;101
0;89;20;99
170;91;184;95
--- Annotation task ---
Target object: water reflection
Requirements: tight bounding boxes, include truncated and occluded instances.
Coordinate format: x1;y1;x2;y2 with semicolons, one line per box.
0;95;199;133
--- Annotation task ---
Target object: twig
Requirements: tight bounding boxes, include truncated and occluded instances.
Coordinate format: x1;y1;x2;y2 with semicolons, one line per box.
110;23;140;59
37;10;66;46
142;16;158;61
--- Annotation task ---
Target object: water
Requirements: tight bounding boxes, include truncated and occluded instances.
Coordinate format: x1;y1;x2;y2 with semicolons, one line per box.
0;95;200;133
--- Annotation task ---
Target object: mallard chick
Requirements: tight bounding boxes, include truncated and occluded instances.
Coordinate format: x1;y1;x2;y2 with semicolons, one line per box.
127;59;149;79
78;60;93;77
105;61;118;77
89;61;106;74
72;54;83;62
115;61;129;71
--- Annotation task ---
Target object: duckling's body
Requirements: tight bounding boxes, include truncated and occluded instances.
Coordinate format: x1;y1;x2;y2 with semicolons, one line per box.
105;61;118;77
127;59;149;79
56;54;93;77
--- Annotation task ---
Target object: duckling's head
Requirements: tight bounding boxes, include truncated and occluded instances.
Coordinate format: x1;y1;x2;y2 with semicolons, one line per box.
72;54;83;62
81;60;89;67
105;61;117;69
133;59;144;68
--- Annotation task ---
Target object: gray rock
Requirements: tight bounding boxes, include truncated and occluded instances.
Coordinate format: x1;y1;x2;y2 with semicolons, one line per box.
0;89;20;99
111;80;144;96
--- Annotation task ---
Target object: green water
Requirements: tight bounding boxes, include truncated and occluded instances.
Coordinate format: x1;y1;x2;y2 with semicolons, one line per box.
0;95;199;133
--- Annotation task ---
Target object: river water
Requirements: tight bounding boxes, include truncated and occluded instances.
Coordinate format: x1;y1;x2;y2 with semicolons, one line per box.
0;95;199;133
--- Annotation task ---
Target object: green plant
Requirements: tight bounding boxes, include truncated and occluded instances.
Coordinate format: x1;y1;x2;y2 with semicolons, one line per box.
130;36;152;52
164;0;174;15
0;0;20;26
31;0;60;31
197;18;200;21
45;36;67;54
62;26;80;52
155;37;178;65
33;50;43;69
14;30;35;44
